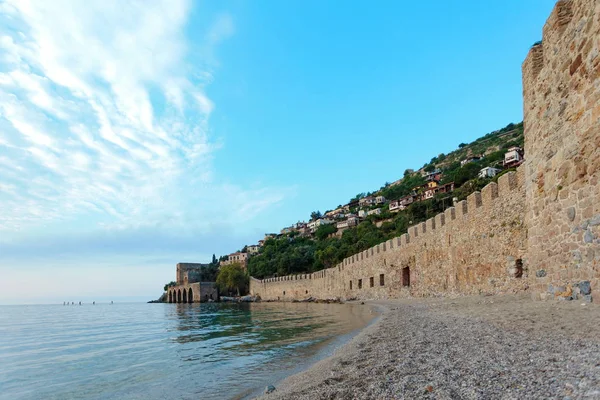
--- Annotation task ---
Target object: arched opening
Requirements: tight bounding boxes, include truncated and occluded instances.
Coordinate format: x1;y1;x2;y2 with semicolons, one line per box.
182;289;188;303
402;267;410;287
188;288;193;303
168;291;172;303
177;289;182;303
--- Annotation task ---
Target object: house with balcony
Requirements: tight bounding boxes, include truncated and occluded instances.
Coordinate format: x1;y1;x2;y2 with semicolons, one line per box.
503;146;524;168
479;166;502;179
375;195;386;204
359;196;375;207
336;216;359;231
367;208;382;216
389;199;402;212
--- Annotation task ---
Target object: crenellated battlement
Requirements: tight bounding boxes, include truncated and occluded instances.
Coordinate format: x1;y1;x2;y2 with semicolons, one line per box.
252;168;527;300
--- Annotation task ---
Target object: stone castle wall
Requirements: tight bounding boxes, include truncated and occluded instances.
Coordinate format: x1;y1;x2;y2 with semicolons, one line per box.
250;0;600;302
523;0;599;301
251;170;528;300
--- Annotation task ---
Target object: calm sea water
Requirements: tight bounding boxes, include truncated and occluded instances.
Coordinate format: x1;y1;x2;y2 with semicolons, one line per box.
0;302;374;400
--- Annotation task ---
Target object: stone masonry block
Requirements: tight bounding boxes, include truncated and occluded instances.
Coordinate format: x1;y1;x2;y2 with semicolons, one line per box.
445;207;456;221
498;171;518;193
401;233;409;246
467;191;483;210
482;182;499;203
427;217;436;231
456;200;468;217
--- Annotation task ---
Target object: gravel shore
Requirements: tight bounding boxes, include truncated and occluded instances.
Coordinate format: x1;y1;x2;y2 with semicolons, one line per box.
257;295;600;399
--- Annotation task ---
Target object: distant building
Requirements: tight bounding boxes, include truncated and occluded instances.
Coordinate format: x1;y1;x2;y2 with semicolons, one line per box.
336;216;359;230
324;208;345;218
358;209;368;218
375;195;386;204
221;252;249;269
308;218;333;233
461;156;481;166
280;226;294;235
247;245;260;254
479;166;502;179
359;196;375;207
503;146;524;168
423;169;442;182
367;208;382;216
389;199;402;212
176;263;210;286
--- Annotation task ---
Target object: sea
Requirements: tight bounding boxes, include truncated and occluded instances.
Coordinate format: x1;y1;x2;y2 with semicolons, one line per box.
0;302;375;400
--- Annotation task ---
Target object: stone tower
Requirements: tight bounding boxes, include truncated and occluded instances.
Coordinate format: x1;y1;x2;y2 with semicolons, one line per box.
522;0;600;300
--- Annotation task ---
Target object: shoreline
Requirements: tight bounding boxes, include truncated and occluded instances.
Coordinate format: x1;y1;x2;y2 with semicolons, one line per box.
237;301;380;400
255;295;600;399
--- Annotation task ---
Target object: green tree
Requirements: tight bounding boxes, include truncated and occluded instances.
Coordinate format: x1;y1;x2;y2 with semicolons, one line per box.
315;224;336;240
163;281;176;292
310;210;322;220
216;263;248;296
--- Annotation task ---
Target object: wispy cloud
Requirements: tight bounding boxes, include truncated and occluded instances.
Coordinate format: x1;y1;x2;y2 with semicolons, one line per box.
0;0;289;238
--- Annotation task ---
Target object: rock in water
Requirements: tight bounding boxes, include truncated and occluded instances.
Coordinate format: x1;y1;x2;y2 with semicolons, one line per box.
264;385;276;394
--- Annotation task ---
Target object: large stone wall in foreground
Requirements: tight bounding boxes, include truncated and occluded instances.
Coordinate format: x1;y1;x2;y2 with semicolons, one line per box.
523;0;600;301
251;169;527;301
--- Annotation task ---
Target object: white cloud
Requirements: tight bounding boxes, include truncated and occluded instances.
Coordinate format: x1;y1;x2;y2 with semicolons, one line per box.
0;0;289;235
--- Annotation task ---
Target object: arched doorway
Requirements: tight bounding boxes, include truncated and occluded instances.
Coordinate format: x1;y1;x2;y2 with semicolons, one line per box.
177;289;182;303
188;288;193;303
168;291;172;303
182;289;188;303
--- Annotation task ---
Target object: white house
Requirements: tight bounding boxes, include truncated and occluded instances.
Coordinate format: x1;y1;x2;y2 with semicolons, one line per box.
367;208;382;216
479;166;502;179
375;196;386;204
247;245;260;254
336;216;359;230
504;146;524;168
358;209;368;218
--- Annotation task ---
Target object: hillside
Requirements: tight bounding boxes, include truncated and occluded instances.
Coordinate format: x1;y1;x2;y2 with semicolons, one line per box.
243;121;524;279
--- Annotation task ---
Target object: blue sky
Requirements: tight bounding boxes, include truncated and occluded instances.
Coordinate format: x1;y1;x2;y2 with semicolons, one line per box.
0;0;555;304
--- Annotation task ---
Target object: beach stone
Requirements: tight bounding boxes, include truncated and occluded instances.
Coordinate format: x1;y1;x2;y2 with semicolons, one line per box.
567;207;576;221
584;230;594;244
579;281;591;295
589;215;600;226
265;385;276;394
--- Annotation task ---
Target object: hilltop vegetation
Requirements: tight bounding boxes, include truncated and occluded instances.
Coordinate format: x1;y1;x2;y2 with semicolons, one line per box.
246;122;523;279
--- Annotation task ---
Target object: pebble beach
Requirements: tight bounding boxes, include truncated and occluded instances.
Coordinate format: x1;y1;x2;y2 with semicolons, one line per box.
258;295;600;399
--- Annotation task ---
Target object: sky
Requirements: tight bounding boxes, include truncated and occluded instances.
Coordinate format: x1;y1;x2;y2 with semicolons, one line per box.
0;0;556;304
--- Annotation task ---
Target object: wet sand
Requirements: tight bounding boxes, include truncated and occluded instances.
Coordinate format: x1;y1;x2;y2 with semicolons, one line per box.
257;295;600;399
